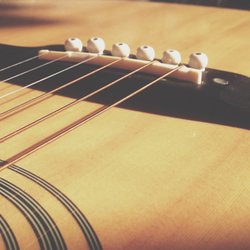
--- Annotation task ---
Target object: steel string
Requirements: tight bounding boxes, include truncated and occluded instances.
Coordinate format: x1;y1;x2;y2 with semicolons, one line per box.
0;61;154;142
0;54;42;72
0;65;183;171
0;55;95;100
0;57;122;119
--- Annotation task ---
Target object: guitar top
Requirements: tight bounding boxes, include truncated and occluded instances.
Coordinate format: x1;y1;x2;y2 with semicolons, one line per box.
0;1;250;250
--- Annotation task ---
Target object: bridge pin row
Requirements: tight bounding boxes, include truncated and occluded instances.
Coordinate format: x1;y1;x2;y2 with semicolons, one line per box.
64;37;208;70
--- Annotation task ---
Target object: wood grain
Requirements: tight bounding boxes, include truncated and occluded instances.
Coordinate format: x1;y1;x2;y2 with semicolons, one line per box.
0;1;250;250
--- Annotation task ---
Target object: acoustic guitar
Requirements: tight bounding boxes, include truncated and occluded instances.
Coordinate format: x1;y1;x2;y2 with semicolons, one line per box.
0;1;249;250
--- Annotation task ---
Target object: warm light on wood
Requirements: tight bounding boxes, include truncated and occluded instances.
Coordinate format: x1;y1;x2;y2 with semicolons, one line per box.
0;1;249;250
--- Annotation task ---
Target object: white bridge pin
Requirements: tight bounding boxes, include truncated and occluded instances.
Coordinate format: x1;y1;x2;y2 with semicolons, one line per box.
162;49;181;65
87;37;105;54
188;52;208;70
111;42;130;57
64;38;83;52
136;45;155;61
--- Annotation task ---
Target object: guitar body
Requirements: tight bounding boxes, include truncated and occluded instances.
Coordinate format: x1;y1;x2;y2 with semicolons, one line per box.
0;1;250;250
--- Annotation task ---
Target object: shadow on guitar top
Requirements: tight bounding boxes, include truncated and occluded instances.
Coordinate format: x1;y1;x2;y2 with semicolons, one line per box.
0;44;249;130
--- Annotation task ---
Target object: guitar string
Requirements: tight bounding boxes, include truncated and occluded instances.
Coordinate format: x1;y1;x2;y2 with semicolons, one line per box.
0;57;122;120
0;65;183;171
0;54;42;72
0;55;95;101
0;61;154;142
0;54;68;96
